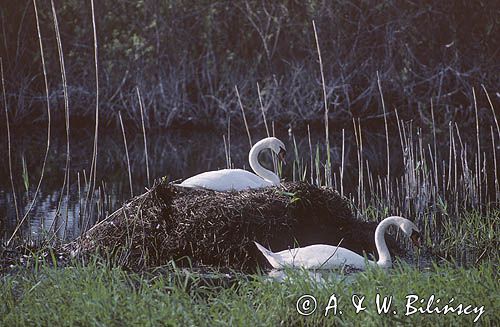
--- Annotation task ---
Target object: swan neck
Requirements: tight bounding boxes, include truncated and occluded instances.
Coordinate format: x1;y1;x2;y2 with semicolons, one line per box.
374;217;396;267
249;140;280;185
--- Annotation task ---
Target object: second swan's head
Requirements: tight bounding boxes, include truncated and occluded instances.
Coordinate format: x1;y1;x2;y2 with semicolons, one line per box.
394;216;421;248
261;137;287;164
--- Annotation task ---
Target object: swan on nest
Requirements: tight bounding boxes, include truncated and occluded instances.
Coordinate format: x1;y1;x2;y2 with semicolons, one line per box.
177;137;286;192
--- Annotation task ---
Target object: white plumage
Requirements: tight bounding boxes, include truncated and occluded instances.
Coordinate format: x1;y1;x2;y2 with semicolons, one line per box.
178;137;286;192
255;216;421;270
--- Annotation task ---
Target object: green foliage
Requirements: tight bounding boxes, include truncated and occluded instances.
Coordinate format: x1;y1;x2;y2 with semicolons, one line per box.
1;262;498;325
437;210;500;264
280;191;301;205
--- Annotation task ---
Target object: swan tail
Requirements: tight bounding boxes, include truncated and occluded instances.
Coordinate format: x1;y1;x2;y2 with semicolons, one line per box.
254;241;281;269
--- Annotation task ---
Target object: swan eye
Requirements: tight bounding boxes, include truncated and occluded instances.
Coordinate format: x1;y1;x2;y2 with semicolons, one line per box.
410;230;421;248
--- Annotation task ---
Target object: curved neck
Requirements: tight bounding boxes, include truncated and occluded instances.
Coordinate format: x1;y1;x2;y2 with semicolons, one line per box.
248;139;280;185
373;216;402;268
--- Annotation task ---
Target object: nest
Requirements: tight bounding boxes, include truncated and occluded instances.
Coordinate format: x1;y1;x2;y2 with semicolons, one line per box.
70;180;403;271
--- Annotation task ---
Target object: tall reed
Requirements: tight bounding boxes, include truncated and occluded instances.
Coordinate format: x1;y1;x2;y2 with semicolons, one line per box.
119;111;133;198
235;85;252;148
312;20;331;188
137;87;150;188
1;58;20;229
16;0;53;234
377;72;390;200
49;0;71;237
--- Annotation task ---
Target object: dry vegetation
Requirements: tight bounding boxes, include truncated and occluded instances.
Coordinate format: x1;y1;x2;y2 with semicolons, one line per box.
1;0;498;130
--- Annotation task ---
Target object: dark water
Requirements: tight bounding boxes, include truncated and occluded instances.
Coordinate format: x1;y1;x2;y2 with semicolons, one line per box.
0;124;497;242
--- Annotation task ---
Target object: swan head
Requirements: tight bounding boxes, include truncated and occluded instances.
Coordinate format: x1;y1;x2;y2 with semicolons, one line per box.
266;137;287;164
397;217;421;248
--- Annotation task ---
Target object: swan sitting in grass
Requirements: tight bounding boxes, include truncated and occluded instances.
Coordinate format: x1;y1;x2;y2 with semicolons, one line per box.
178;137;286;192
254;216;421;270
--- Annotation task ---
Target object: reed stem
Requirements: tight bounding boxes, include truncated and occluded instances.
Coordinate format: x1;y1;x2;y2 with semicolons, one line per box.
312;20;331;187
1;58;20;232
16;0;53;235
235;85;252;147
119;111;134;198
137;88;150;188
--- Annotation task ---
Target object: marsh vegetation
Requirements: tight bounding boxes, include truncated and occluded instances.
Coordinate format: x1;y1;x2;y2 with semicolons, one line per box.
1;0;499;325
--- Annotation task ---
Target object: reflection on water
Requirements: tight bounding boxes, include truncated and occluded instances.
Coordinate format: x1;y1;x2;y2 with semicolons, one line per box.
1;129;262;241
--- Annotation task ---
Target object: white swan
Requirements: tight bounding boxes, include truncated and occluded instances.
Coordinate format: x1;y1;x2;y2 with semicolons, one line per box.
178;137;286;192
254;216;421;270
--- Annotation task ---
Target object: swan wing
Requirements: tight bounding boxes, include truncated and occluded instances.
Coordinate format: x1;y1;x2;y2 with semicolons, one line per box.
276;245;368;270
180;169;272;191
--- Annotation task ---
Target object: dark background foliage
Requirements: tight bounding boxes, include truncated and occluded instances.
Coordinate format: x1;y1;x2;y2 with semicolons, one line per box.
1;0;498;130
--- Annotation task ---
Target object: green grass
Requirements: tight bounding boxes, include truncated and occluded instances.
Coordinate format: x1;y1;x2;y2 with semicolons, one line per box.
1;261;498;326
434;210;499;264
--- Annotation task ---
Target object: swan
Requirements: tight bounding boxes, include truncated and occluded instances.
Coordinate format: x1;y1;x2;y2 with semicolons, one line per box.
178;137;286;192
254;216;421;270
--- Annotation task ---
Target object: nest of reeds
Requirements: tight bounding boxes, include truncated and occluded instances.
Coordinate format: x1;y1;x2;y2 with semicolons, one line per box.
69;180;403;271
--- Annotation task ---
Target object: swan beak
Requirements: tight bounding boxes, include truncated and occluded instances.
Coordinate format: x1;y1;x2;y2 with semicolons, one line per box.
410;230;422;248
278;148;287;165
